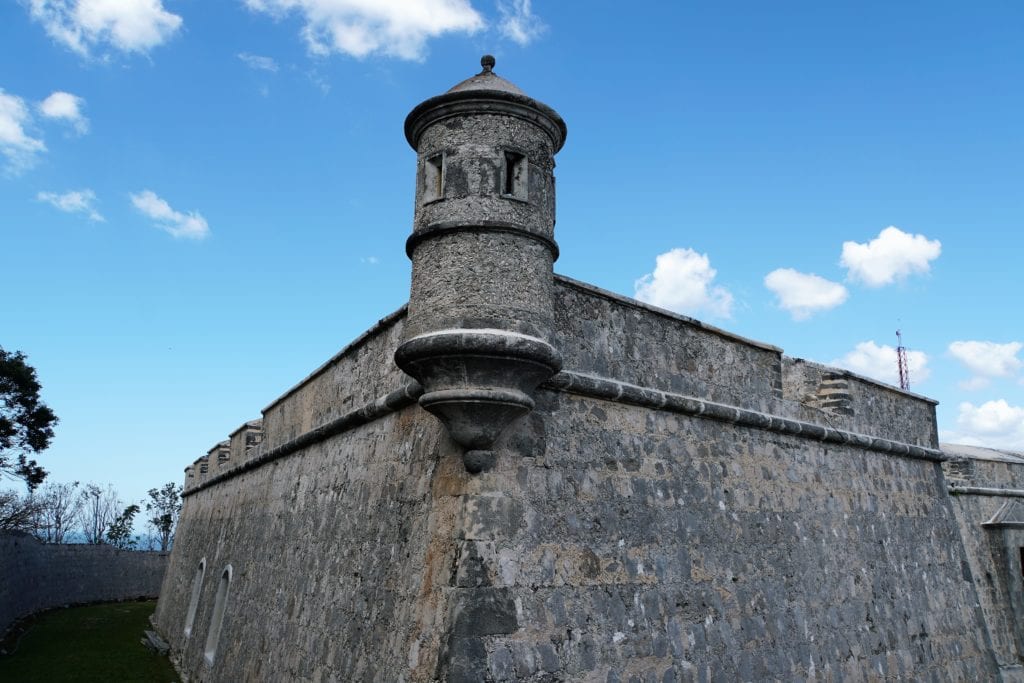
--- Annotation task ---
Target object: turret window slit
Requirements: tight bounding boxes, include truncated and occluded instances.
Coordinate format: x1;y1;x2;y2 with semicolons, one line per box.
423;153;444;203
503;151;527;199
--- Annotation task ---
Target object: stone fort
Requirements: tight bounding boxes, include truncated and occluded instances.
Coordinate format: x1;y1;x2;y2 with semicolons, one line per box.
153;57;1024;682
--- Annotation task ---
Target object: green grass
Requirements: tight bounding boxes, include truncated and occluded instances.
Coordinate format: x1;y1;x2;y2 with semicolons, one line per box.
0;600;179;682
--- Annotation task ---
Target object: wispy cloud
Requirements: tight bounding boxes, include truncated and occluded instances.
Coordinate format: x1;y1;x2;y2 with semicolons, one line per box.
361;256;380;265
764;268;847;320
238;52;279;73
27;0;183;57
39;91;88;134
840;226;941;287
498;0;545;45
38;189;104;221
244;0;484;60
0;89;46;172
130;190;209;240
307;69;331;95
635;247;733;318
832;340;930;387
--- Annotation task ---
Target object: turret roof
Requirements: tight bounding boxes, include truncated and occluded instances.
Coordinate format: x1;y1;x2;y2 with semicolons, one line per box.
446;55;526;96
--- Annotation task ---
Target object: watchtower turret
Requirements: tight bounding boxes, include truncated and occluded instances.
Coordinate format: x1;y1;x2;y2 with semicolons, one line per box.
395;56;567;472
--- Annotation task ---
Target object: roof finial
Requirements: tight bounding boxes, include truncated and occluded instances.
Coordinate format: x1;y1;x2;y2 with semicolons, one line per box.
481;54;495;73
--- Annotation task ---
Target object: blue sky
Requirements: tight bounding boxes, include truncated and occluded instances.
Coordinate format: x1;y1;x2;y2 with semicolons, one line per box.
2;0;1022;506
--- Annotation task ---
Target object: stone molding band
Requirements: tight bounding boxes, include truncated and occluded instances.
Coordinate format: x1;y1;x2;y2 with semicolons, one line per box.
185;369;943;497
949;486;1024;498
183;382;424;498
543;371;945;463
406;221;560;261
405;93;567;152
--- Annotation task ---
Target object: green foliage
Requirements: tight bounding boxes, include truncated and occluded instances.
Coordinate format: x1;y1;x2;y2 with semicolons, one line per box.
0;347;58;490
145;482;182;551
106;503;140;549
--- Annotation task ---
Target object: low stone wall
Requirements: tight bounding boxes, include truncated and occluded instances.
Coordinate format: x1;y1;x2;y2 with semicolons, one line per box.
0;532;168;636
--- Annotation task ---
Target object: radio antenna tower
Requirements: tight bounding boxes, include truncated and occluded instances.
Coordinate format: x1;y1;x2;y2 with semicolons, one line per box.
896;329;910;390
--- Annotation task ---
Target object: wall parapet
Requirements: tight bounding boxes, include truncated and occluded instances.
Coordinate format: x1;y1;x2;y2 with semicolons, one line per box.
182;381;424;498
554;274;782;354
262;305;408;415
183;367;946;499
546;371;944;462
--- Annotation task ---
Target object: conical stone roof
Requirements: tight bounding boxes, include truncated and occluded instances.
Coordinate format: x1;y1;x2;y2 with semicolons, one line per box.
446;55;526;95
404;55;566;152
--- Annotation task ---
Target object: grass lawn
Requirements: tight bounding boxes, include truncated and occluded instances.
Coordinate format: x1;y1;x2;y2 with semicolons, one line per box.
0;600;179;682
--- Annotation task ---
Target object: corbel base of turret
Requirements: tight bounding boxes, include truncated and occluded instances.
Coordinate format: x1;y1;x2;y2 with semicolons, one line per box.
395;329;561;473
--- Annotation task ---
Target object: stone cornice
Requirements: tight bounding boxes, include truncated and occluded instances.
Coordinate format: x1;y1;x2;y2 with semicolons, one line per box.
405;92;567;153
186;369;944;497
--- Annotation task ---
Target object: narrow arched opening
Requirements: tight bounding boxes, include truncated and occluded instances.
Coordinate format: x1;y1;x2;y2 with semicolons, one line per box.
183;558;205;638
204;564;232;666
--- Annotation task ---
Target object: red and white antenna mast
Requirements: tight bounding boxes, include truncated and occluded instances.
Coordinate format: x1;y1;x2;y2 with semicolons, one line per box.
896;329;910;390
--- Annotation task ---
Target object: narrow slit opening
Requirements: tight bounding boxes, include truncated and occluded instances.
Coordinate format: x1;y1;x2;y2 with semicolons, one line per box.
183;558;205;638
503;151;526;199
424;153;444;202
204;565;232;666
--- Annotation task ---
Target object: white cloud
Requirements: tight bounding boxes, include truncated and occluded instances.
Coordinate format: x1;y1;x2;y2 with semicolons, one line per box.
37;189;104;221
949;400;1024;450
244;0;484;60
634;247;733;318
39;91;89;134
764;268;847;320
239;52;279;73
832;340;930;387
130;190;209;240
498;0;545;45
0;89;46;172
28;0;182;56
839;226;941;287
949;340;1022;379
361;256;380;264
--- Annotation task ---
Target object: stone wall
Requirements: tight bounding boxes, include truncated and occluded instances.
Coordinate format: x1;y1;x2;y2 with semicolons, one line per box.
441;389;993;681
553;276;783;415
154;282;1003;682
0;532;168;636
943;449;1024;680
157;406;462;681
259;307;409;452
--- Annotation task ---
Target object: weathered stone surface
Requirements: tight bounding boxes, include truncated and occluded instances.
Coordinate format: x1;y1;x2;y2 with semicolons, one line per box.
0;532;168;636
259;308;409;453
943;448;1024;679
154;57;1013;683
397;59;564;467
154;285;1005;681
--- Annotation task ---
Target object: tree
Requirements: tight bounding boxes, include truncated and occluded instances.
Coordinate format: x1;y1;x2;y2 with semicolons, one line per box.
79;483;120;544
145;482;183;551
106;503;140;549
0;489;40;532
32;481;82;543
0;348;58;490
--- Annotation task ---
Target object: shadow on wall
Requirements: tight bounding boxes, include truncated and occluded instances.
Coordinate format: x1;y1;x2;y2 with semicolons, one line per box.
0;531;168;637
